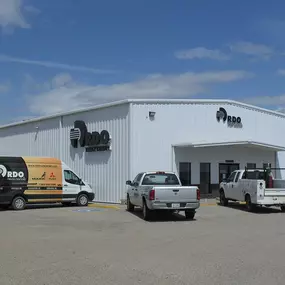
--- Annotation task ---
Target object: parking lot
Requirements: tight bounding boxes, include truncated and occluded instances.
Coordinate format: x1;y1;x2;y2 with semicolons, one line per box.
1;201;285;285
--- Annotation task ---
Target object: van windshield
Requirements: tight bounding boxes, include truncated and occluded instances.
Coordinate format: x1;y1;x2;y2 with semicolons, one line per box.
141;173;180;185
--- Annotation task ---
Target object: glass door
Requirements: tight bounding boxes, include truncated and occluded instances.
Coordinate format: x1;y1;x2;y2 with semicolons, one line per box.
219;163;239;183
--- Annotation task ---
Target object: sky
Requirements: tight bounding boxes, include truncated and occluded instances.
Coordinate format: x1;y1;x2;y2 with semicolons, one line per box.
1;0;285;123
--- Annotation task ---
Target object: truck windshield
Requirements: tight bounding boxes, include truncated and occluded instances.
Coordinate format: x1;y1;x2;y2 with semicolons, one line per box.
142;173;180;185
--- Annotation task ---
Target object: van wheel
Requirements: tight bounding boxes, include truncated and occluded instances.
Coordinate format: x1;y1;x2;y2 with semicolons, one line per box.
220;190;228;206
185;210;195;220
142;200;152;221
76;194;88;207
12;196;26;210
126;195;134;212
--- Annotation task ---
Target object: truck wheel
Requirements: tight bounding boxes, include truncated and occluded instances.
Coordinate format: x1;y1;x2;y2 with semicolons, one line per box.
219;190;228;206
245;195;255;212
185;210;195;220
11;196;26;211
76;194;88;207
126;195;134;212
280;206;285;212
142;200;152;221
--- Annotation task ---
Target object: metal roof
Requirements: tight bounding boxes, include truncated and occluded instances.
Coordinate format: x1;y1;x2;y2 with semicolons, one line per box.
1;98;285;129
173;140;285;152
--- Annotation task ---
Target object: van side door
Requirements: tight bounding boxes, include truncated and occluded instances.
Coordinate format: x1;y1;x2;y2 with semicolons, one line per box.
62;170;83;202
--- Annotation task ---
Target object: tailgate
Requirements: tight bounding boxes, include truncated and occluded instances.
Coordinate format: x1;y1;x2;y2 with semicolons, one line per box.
264;188;285;197
153;186;198;202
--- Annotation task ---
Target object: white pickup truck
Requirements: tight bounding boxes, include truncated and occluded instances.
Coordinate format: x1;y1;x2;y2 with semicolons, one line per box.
219;168;285;212
126;171;200;220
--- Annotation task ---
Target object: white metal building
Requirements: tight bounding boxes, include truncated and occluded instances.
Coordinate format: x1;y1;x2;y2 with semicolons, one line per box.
1;99;285;203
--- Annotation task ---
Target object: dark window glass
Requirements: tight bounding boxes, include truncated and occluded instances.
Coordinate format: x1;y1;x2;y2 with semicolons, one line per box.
247;163;256;169
64;170;83;185
200;163;211;193
179;162;191;186
141;173;180;185
227;172;236;182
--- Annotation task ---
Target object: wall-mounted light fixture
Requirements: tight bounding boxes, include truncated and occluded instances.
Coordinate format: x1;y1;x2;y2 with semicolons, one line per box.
149;111;156;120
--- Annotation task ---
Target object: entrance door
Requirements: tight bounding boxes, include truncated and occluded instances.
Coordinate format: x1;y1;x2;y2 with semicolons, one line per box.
219;163;240;183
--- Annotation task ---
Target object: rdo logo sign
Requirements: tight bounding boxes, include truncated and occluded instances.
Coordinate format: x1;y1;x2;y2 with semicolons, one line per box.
0;165;25;179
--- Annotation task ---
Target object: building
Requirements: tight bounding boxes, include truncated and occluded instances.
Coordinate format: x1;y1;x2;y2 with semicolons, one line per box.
0;99;285;203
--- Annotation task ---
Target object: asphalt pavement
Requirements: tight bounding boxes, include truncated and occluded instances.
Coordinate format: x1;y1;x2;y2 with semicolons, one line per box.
0;202;285;285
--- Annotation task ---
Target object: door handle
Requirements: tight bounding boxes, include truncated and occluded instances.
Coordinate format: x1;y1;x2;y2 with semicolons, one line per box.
64;184;68;186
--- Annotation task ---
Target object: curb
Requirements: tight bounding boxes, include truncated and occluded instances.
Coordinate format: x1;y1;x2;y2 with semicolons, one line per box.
88;203;120;210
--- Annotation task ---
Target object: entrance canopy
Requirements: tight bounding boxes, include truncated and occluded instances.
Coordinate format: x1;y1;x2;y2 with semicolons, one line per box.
172;140;285;152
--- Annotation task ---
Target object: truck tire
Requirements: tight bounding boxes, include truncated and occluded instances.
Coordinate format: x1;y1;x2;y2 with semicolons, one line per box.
280;206;285;212
185;210;195;220
76;194;88;207
126;195;134;212
245;194;255;212
219;190;228;206
11;196;26;211
142;200;152;221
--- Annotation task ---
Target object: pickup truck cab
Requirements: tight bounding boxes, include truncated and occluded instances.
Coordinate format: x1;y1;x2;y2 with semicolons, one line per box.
219;168;285;212
126;171;200;220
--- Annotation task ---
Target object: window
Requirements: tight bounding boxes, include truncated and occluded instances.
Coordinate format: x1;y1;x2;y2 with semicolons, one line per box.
179;162;191;186
242;170;265;180
141;173;180;185
133;173;144;184
227;172;236;182
247;163;256;169
200;163;211;193
263;163;272;169
234;172;241;182
64;170;83;185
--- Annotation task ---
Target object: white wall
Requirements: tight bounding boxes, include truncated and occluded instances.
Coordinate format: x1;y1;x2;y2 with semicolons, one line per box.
0;103;130;203
130;102;285;179
173;145;275;184
60;104;130;203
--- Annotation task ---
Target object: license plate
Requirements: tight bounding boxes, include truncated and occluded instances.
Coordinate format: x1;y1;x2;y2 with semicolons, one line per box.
172;203;180;208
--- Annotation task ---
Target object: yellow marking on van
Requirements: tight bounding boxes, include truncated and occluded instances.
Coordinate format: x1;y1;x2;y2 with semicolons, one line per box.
24;190;63;195
28;198;62;202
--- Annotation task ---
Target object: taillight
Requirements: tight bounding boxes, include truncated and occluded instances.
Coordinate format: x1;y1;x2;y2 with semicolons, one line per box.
149;189;155;200
197;188;200;200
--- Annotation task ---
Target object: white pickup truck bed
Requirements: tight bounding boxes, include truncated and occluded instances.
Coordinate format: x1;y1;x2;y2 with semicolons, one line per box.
219;169;285;212
126;171;200;220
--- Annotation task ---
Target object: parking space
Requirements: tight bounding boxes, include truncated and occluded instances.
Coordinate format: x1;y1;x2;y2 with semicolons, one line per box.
1;203;285;285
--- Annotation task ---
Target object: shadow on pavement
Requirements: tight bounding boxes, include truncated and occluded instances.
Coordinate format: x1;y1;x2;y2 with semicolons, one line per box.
218;202;282;214
0;203;79;212
126;207;197;222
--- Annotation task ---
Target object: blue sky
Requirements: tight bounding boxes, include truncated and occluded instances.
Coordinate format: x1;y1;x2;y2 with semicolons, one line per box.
1;0;285;123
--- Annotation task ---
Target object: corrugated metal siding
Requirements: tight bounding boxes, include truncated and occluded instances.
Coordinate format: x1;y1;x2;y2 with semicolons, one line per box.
61;104;129;203
0;118;60;157
0;104;129;203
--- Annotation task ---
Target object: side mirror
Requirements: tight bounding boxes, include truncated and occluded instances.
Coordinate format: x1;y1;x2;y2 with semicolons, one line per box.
133;182;139;187
126;180;132;185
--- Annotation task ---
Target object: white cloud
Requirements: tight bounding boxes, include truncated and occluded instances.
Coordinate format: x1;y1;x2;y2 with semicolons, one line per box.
0;0;38;32
27;70;254;116
277;69;285;76
229;41;275;59
243;95;285;109
0;54;117;74
175;47;230;61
